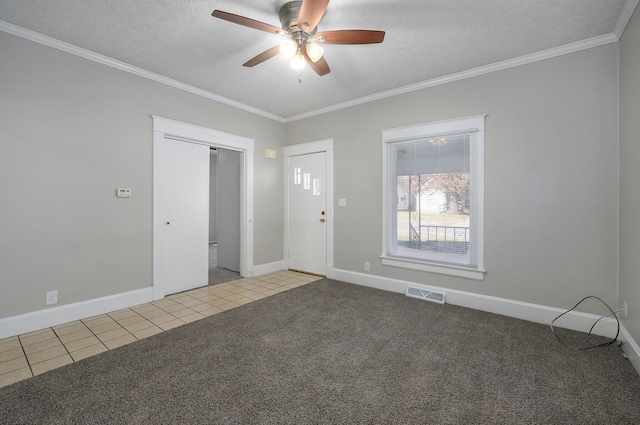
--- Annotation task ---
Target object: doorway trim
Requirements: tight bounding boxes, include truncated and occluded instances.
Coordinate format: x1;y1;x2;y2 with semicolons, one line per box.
283;139;334;278
152;116;254;300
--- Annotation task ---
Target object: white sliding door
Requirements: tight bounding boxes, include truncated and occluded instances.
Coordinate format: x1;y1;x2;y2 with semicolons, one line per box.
155;137;210;296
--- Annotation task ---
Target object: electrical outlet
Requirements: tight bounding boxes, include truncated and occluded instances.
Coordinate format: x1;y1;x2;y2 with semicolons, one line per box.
46;290;58;305
364;262;370;272
622;301;628;318
116;188;132;198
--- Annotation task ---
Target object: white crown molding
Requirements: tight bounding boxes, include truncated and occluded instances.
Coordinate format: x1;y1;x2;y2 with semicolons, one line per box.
2;4;636;126
285;32;620;122
614;0;640;39
0;21;286;123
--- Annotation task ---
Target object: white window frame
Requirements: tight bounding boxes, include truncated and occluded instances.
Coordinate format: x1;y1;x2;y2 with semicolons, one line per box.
380;115;486;281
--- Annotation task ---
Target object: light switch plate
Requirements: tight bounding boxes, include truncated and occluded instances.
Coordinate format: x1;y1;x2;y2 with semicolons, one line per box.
338;198;346;207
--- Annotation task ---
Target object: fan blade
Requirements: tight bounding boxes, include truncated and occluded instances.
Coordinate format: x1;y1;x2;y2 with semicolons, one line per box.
302;48;330;76
315;30;385;44
243;46;281;67
297;0;330;32
212;10;284;35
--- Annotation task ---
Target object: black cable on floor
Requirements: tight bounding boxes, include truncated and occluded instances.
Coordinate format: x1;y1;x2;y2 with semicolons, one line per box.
551;296;622;350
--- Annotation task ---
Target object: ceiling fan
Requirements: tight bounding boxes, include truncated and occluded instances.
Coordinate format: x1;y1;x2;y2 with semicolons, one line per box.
212;0;385;76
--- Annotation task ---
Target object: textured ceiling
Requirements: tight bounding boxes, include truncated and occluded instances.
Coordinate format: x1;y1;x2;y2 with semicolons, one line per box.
0;0;633;119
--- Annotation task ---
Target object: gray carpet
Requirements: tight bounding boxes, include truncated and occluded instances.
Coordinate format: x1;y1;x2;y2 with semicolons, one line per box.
1;279;639;424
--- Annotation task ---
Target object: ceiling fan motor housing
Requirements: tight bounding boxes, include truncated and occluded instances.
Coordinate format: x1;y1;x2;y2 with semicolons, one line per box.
280;1;317;35
279;1;318;49
279;1;303;32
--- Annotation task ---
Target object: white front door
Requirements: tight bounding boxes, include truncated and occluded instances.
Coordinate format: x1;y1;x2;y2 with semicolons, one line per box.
287;152;327;275
155;137;210;295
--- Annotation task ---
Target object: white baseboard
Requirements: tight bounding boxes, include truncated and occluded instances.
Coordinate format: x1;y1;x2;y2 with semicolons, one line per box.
325;263;335;279
0;287;154;339
619;325;640;376
4;268;638;377
250;261;285;277
332;268;620;337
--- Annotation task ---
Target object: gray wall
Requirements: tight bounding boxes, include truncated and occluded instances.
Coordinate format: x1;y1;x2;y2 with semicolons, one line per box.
216;148;242;271
620;4;640;347
286;44;620;311
0;31;284;319
1;14;634;335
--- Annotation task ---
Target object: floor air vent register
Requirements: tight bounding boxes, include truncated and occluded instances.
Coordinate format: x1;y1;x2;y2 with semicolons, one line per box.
405;286;446;305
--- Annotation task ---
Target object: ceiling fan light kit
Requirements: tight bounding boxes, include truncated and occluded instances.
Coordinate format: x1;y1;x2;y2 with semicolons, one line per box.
212;0;385;77
305;43;324;62
291;51;306;70
280;39;297;59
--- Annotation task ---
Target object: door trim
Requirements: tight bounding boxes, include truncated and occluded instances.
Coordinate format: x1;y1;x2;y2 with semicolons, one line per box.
152;116;254;300
283;139;334;278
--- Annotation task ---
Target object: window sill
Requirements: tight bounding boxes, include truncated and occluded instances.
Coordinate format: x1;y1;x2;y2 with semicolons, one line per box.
380;255;485;281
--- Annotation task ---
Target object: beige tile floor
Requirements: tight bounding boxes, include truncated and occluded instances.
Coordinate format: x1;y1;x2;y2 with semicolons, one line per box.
0;270;322;389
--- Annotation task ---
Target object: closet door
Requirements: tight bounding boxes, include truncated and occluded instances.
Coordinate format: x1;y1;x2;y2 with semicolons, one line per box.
156;137;209;295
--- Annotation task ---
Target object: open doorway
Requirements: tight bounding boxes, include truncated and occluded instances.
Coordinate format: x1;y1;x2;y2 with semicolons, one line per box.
209;147;241;285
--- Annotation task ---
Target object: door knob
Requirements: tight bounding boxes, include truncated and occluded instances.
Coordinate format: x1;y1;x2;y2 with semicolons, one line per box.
320;218;325;223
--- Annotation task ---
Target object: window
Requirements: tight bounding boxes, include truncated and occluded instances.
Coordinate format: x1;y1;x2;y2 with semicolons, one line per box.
381;115;486;280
